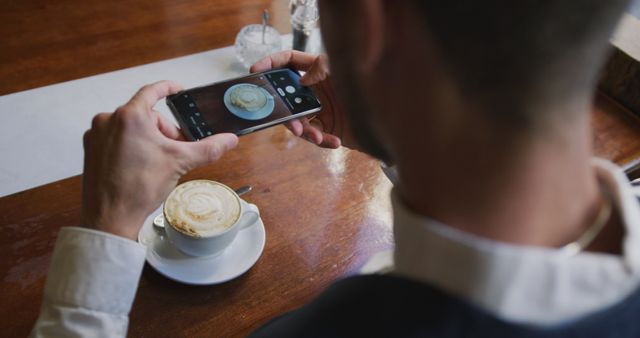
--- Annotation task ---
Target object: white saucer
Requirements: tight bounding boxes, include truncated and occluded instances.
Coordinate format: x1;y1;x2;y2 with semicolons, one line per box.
137;204;266;285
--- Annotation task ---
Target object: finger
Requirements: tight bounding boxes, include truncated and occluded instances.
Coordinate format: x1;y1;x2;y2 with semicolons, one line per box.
301;119;323;145
82;129;92;150
300;55;329;86
178;133;239;169
286;119;304;136
129;80;183;111
318;133;342;149
301;118;340;148
156;113;185;141
250;50;317;73
90;112;112;130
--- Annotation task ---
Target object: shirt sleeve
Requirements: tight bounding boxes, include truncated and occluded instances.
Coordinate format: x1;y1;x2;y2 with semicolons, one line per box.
30;227;146;338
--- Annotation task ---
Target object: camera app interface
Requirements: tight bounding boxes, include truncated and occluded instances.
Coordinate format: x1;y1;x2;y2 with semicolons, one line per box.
171;69;321;139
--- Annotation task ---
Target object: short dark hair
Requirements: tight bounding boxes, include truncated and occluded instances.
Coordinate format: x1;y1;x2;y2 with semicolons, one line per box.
414;1;631;128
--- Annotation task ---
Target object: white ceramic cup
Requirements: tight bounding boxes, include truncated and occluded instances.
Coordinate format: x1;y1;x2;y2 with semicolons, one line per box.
163;181;260;257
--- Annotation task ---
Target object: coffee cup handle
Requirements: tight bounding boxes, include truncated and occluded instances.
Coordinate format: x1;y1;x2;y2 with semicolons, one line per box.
237;201;260;230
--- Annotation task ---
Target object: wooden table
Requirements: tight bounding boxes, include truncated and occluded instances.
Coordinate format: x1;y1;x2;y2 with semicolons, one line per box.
0;127;394;337
1;1;640;337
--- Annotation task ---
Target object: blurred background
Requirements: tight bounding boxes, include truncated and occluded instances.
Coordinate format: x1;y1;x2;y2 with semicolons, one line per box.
631;0;640;17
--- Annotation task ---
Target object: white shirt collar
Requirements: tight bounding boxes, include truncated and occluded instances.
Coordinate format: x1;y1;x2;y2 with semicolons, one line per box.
391;158;640;326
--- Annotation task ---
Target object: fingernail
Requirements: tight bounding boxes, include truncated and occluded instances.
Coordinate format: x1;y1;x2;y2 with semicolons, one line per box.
299;75;311;86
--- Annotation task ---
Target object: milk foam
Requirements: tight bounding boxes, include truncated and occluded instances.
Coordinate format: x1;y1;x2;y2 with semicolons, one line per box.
229;84;267;111
164;180;241;237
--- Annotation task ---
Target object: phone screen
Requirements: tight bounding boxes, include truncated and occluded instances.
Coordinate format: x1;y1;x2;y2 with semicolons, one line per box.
167;68;321;140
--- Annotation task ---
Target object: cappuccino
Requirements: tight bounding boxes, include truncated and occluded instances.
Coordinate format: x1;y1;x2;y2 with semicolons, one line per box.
229;84;268;112
164;180;241;237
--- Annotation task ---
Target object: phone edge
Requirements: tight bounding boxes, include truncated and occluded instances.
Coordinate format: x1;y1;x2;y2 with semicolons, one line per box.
166;95;197;141
165;67;316;140
179;68;300;95
236;108;321;136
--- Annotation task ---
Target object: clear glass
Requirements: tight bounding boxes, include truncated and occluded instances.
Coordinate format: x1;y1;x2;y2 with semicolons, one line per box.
290;0;319;52
235;24;283;69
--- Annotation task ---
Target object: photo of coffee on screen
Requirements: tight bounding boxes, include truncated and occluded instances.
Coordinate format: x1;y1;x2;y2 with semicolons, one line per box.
187;74;289;135
166;68;322;139
224;83;275;120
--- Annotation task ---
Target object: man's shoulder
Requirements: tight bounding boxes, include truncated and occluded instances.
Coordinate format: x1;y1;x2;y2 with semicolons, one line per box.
250;274;640;338
250;274;455;338
250;274;522;337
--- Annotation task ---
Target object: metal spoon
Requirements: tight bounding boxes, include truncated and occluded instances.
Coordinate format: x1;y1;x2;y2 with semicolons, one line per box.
261;9;269;44
153;185;253;228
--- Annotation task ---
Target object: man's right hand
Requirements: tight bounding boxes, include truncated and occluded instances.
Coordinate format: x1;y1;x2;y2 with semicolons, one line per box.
82;81;238;240
251;50;357;150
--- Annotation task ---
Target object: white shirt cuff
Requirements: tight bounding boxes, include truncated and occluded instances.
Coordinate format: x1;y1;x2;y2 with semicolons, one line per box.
43;227;146;315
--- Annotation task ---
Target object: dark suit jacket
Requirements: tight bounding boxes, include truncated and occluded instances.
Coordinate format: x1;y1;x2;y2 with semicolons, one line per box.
249;274;640;338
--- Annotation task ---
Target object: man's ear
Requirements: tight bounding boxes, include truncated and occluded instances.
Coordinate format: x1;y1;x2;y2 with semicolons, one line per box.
354;0;385;72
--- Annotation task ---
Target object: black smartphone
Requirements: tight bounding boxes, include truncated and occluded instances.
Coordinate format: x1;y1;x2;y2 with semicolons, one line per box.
166;68;322;140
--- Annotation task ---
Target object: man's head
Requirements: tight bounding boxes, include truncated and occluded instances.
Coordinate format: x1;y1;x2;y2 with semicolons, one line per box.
318;0;630;164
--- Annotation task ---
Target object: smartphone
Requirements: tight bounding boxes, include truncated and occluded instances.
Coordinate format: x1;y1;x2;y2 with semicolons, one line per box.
166;68;322;140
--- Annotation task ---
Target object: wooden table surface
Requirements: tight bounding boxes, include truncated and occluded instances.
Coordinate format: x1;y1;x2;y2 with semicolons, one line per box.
1;1;640;337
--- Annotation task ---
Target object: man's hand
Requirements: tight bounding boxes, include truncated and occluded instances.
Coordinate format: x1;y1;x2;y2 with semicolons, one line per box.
82;81;238;240
251;50;357;149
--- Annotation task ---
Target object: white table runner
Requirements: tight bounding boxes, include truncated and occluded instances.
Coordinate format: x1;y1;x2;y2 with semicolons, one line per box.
0;44;258;197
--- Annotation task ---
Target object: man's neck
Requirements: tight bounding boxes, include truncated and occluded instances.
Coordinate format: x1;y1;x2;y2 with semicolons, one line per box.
395;107;606;249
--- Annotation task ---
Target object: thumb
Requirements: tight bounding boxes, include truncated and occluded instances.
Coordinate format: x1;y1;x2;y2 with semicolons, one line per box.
179;133;239;170
300;55;329;86
300;68;326;86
